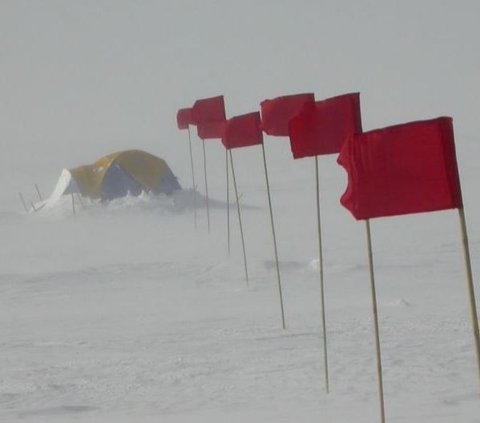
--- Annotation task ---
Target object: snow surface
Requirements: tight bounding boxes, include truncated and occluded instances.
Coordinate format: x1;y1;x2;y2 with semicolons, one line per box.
1;1;480;422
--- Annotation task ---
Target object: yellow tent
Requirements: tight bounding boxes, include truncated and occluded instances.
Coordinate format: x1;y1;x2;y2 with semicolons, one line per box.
48;150;181;203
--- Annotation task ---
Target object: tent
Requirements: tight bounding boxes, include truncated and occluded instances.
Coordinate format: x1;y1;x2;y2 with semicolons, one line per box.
43;150;181;207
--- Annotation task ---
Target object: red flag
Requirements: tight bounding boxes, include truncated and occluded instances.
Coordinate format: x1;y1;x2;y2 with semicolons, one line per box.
288;93;362;159
338;117;463;220
260;93;315;136
222;112;263;150
191;95;227;140
192;95;226;125
176;108;193;130
196;121;226;140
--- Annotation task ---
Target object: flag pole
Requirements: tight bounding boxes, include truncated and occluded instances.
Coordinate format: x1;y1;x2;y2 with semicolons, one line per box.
187;126;197;228
229;149;249;284
261;142;286;329
315;156;330;393
458;207;480;384
226;148;231;255
202;139;210;233
365;219;386;423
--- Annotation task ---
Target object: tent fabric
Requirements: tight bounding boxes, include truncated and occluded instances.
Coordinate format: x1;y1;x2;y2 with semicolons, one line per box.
54;150;181;201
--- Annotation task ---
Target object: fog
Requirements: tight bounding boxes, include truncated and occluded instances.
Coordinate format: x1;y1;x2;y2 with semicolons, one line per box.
1;1;480;422
2;1;479;209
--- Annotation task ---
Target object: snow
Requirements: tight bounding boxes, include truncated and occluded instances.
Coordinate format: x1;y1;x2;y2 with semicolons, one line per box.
2;155;480;422
1;1;480;422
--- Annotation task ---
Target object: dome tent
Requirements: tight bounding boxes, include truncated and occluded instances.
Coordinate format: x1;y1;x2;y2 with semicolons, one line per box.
43;150;181;207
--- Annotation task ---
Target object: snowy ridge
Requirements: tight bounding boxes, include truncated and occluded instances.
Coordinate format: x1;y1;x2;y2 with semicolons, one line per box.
30;189;213;218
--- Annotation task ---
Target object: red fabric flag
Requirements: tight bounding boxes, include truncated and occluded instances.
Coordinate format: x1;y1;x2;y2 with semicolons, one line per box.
260;93;315;136
191;95;227;139
192;95;226;125
222;112;263;150
176;108;193;130
196;121;226;140
338;117;463;220
288;93;362;159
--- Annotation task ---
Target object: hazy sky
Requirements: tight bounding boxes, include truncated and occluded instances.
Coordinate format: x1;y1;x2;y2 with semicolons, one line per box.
1;0;479;208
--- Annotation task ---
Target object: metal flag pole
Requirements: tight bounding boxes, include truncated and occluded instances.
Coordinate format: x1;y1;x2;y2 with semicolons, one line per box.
226;148;231;255
202;139;210;233
187;126;197;228
458;207;480;384
229;149;249;284
365;219;386;423
261;142;286;329
315;156;330;393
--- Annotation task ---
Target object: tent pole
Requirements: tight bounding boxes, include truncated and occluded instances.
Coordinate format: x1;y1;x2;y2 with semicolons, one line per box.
261;142;285;329
315;156;329;393
365;219;386;423
202;139;210;233
19;192;28;213
72;193;76;217
458;207;480;385
76;193;85;208
226;148;231;255
187;126;197;228
34;184;43;201
229;149;249;284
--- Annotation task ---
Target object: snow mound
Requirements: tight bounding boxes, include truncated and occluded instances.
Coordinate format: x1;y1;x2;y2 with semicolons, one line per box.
30;189;207;219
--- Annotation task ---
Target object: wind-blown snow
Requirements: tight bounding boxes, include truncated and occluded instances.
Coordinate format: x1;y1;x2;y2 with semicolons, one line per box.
2;157;480;422
1;1;480;422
